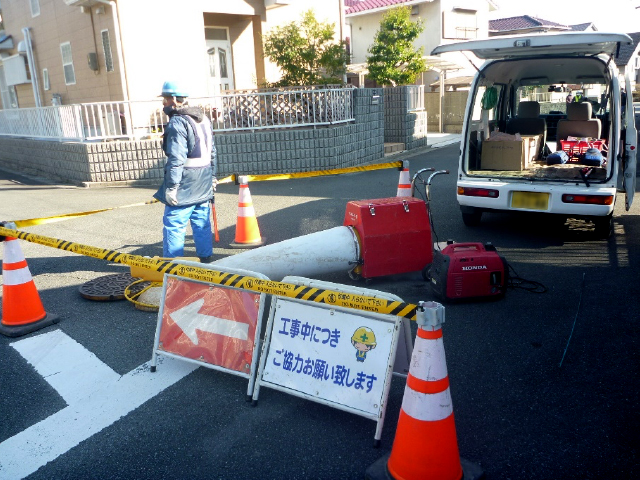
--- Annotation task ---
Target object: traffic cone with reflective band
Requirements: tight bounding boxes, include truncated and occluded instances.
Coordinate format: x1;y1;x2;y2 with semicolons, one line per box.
229;176;265;248
0;236;59;337
396;160;411;197
365;301;483;480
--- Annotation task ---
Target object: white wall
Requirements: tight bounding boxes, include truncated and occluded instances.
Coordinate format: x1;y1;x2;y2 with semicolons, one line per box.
117;0;342;101
261;3;343;84
347;0;490;86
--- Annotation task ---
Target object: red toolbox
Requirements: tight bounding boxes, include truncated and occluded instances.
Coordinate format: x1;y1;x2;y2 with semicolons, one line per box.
344;197;432;279
560;139;606;159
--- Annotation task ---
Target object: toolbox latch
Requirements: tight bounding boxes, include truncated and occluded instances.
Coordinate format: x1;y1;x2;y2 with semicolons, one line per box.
402;200;409;212
368;204;375;216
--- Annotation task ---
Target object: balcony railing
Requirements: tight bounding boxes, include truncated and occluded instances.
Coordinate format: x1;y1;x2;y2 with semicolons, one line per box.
406;85;425;112
0;87;356;142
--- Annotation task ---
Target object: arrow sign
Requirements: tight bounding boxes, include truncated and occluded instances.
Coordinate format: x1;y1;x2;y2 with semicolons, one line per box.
170;298;249;345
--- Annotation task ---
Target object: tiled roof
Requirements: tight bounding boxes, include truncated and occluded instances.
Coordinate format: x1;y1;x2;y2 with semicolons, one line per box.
570;22;595;32
489;15;570;33
615;31;640;66
345;0;415;15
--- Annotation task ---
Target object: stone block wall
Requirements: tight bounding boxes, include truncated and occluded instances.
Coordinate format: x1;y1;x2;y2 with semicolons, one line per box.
425;91;468;134
0;139;92;183
0;88;393;185
384;86;427;149
216;88;384;174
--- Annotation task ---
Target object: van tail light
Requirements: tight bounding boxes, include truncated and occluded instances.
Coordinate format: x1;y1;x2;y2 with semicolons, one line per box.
561;194;614;205
458;186;499;198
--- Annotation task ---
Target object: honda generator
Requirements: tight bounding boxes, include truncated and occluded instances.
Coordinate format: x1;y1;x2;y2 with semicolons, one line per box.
429;242;508;301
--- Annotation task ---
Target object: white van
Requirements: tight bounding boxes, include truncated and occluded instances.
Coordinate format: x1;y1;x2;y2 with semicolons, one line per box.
432;32;637;237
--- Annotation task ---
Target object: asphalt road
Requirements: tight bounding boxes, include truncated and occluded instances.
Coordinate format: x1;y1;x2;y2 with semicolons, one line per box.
1;144;638;479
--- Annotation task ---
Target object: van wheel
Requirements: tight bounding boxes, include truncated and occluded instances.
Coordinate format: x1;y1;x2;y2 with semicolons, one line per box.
461;209;482;227
593;215;613;239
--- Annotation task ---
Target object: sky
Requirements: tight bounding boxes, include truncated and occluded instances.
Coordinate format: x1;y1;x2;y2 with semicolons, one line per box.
488;0;640;34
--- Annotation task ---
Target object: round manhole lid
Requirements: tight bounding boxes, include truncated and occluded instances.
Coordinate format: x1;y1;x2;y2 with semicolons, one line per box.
79;273;146;301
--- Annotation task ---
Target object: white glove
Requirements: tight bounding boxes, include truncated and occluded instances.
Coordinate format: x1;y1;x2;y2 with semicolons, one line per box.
212;177;218;192
165;187;178;206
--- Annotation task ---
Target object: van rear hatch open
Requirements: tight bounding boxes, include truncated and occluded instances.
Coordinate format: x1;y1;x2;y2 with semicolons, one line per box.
430;32;636;229
431;32;632;59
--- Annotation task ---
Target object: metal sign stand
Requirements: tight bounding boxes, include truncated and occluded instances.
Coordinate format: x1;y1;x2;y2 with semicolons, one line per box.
150;265;270;399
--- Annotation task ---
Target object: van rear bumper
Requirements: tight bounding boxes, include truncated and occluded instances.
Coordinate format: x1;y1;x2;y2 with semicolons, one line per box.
457;180;616;216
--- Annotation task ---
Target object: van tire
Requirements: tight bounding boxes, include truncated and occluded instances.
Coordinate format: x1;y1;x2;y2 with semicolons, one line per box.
593;214;613;239
461;208;482;226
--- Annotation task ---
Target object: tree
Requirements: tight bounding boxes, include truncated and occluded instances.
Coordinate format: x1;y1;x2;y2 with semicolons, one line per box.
262;10;348;87
366;7;427;86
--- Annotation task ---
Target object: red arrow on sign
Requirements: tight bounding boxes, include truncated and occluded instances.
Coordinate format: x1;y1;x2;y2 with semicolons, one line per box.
158;277;260;374
170;298;249;345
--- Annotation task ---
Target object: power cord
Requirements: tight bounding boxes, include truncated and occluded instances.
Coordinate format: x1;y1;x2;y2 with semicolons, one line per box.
506;263;547;293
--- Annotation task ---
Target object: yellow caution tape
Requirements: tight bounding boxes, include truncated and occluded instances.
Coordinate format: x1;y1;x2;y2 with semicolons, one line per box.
0;225;418;321
14;199;161;228
217;160;403;184
12;162;401;227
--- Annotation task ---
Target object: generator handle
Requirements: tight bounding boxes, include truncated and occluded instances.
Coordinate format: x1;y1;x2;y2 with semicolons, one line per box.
447;242;484;252
425;170;450;202
410;167;435;196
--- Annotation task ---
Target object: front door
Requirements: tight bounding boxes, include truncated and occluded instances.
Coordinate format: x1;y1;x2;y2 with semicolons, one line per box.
205;27;234;96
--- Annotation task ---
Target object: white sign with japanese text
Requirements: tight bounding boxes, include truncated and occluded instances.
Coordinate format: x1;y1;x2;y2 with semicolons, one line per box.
259;298;397;417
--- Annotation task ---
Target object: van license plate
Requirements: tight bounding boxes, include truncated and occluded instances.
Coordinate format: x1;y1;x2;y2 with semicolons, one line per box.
511;191;549;210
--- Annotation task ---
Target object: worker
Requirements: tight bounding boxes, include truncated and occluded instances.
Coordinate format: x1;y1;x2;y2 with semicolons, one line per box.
153;80;217;263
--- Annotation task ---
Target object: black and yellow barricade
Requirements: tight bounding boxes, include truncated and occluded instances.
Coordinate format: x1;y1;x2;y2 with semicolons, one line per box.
0;225;419;322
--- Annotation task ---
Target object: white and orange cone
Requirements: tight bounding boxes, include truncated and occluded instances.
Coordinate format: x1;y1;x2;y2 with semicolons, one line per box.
0;231;59;337
229;176;265;248
366;301;483;480
396;160;412;197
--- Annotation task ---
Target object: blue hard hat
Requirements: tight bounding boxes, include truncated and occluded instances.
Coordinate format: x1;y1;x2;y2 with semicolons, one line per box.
160;80;188;98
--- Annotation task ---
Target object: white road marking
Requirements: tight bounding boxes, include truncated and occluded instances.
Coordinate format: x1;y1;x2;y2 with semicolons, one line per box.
10;329;121;404
0;330;198;480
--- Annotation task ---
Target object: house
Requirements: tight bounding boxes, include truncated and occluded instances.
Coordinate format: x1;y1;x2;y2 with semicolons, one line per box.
488;15;597;36
345;0;497;89
0;0;343;110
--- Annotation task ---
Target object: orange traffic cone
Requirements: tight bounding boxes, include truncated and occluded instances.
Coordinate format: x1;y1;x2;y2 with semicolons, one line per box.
1;236;59;337
396;160;411;197
366;301;483;480
229;176;265;248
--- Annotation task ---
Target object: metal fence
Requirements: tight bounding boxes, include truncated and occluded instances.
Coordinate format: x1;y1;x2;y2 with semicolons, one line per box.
0;87;356;142
0;105;85;141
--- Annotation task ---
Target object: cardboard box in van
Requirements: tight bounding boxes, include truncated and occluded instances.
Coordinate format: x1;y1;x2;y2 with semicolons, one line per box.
481;134;540;171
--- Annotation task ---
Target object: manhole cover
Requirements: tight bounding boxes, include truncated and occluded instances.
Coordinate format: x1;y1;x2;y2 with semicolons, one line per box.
79;273;146;301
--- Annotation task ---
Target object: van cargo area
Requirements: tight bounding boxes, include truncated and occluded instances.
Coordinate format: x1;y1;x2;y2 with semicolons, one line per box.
466;56;613;183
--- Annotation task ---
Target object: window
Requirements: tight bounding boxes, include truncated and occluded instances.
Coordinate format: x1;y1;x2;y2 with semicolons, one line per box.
205;28;228;41
218;48;228;78
60;42;76;85
43;68;50;90
101;29;114;72
29;0;40;17
443;9;478;40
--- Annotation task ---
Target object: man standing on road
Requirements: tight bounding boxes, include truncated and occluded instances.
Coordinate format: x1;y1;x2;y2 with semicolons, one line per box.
154;80;217;263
